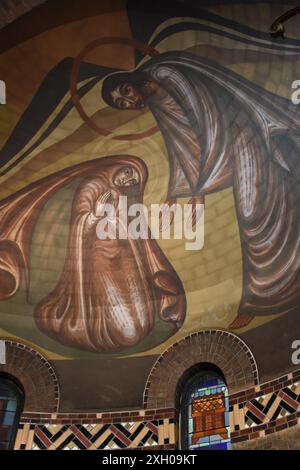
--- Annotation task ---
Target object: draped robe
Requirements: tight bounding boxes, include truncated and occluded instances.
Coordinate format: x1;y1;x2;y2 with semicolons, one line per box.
104;51;300;323
0;156;186;352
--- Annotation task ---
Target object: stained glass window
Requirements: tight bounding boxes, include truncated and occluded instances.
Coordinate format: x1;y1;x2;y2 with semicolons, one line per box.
181;370;231;450
0;376;24;450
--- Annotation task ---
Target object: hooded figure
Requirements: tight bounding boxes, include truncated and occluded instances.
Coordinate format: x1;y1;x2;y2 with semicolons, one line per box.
102;51;300;329
0;156;186;352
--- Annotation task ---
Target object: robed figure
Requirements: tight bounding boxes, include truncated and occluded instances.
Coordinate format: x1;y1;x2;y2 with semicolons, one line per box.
0;156;186;352
102;51;300;329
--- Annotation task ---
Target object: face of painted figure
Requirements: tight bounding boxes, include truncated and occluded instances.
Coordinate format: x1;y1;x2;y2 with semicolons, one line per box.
113;166;140;187
110;83;145;109
109;80;159;110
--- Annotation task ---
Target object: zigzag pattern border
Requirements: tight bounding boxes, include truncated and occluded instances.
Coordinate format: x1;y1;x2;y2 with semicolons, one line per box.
15;420;175;450
14;372;300;449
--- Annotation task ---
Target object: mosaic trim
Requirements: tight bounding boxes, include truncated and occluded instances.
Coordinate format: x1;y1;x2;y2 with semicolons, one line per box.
229;371;300;443
14;419;175;450
229;369;300;404
19;408;174;424
13;369;300;449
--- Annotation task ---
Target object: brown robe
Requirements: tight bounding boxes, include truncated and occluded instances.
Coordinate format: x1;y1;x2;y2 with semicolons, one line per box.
0;156;186;352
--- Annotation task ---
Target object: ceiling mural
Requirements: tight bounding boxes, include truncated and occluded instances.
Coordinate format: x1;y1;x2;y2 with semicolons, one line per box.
0;0;299;409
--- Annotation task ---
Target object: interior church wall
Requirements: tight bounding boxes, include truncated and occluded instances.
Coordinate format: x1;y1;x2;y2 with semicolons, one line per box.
0;0;299;415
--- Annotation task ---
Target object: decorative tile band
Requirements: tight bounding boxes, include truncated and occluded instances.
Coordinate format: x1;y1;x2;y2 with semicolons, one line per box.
229;369;300;404
13;369;300;449
19;408;174;424
14;419;175;450
229;373;300;443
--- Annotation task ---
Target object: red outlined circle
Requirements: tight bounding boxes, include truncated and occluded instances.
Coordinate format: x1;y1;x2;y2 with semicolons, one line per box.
70;37;159;141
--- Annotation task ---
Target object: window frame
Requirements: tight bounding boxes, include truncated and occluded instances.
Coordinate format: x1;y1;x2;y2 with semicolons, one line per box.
0;374;24;450
179;368;230;450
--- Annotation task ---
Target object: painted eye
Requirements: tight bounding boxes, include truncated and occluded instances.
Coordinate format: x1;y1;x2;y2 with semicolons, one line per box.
118;100;127;109
124;167;133;177
120;84;132;97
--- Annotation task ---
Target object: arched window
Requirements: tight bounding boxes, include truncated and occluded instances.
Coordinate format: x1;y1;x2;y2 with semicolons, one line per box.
179;365;230;450
0;375;24;450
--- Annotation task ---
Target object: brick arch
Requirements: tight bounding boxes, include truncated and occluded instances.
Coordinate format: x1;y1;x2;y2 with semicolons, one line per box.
0;340;59;412
143;330;258;409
